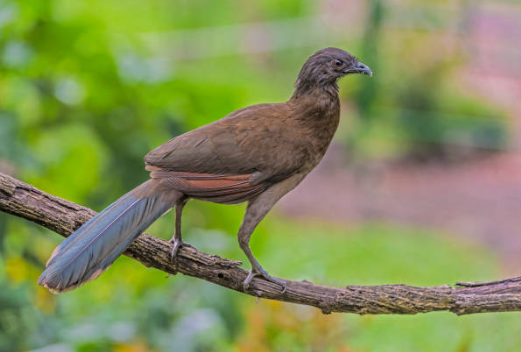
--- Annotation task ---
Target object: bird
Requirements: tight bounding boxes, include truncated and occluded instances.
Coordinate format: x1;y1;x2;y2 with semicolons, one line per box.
38;47;372;293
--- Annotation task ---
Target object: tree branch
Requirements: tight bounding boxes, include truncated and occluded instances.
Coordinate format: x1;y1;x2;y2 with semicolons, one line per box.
1;171;521;315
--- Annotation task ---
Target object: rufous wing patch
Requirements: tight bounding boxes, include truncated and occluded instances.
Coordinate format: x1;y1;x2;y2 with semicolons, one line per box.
149;171;266;204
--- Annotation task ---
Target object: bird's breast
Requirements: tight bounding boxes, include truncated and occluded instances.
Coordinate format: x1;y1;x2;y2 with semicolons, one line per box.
292;108;340;175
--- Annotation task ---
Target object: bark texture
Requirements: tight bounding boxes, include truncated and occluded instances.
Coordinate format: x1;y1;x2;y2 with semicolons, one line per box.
1;171;521;315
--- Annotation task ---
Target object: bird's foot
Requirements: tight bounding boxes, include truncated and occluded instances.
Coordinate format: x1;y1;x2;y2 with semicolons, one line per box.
243;267;287;293
168;238;194;262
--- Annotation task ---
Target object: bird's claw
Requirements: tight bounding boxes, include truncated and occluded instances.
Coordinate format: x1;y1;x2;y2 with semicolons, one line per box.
243;268;287;293
169;239;194;262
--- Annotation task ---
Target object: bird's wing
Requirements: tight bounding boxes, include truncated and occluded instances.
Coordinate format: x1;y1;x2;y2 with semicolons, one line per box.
144;103;307;179
145;119;257;175
147;170;267;204
144;103;308;202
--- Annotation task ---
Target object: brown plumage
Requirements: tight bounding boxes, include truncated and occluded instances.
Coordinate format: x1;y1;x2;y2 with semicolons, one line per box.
38;47;372;293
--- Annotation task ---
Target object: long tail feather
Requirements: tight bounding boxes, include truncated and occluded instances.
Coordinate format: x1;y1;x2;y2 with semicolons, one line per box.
38;180;181;293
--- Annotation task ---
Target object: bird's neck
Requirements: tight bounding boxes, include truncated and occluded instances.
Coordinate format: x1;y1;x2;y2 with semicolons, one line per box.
288;82;341;141
291;81;339;101
289;83;340;115
287;83;341;170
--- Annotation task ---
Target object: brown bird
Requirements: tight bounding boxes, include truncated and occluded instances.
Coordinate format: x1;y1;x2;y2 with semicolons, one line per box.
38;47;372;293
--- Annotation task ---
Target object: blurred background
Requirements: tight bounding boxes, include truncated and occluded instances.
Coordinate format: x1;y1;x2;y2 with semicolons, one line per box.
1;0;521;351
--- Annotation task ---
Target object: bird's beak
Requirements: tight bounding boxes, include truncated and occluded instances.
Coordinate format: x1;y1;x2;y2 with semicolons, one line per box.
346;62;373;76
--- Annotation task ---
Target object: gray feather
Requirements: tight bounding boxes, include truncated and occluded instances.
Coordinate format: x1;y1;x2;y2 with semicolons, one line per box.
38;180;180;293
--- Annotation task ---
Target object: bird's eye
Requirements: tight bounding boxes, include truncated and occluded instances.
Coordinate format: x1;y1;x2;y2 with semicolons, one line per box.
333;59;343;67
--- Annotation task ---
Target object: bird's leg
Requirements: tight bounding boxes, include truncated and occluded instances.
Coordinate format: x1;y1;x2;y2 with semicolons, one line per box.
239;224;287;292
238;178;303;293
169;197;191;262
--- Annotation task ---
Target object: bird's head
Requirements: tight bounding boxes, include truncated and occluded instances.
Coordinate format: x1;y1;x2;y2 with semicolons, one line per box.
294;47;372;95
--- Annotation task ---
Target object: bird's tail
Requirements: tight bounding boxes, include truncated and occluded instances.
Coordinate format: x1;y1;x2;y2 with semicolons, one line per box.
38;179;181;293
